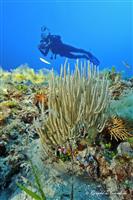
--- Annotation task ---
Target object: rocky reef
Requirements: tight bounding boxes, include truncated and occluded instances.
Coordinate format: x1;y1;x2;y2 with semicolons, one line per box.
0;62;133;200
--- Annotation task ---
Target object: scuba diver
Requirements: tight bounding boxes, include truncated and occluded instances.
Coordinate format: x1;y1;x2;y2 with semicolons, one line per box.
38;26;100;66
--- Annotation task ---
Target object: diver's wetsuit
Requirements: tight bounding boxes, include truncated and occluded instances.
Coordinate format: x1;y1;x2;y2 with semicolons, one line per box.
38;34;100;66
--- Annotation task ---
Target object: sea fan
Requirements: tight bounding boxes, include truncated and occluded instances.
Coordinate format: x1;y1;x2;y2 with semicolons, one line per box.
106;116;133;141
34;60;110;156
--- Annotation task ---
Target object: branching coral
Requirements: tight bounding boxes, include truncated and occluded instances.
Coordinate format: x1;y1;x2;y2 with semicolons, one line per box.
11;64;46;84
106;116;133;141
0;64;50;85
34;60;110;156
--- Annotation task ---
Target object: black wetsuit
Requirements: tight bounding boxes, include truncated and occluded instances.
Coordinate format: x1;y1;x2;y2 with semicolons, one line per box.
38;34;100;66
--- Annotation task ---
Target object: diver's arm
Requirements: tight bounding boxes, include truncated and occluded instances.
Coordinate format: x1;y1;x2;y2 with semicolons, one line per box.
38;44;49;56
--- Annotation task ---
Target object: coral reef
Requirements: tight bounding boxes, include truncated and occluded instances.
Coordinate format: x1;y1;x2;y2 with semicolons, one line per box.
0;62;133;200
105;116;133;141
34;60;110;158
0;64;50;86
10;64;46;84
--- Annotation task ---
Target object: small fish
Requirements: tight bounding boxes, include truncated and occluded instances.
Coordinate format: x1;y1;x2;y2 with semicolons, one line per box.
40;57;51;65
122;61;131;69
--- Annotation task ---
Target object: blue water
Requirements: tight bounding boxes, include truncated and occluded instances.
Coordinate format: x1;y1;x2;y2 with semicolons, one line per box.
0;0;133;76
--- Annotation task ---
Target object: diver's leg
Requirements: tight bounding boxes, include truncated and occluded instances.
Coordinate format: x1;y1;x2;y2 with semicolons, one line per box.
89;55;100;66
71;47;99;64
63;44;100;65
76;50;100;65
61;52;99;65
63;52;89;60
63;44;94;55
